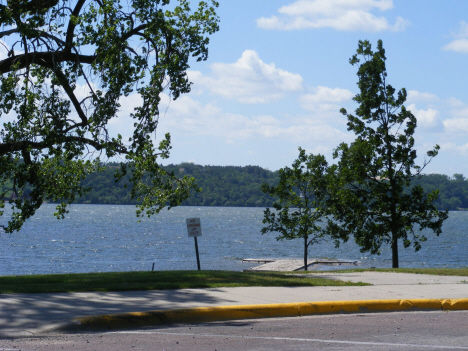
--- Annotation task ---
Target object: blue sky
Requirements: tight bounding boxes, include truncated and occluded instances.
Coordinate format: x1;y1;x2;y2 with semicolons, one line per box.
149;0;468;176
143;0;468;175
3;0;468;176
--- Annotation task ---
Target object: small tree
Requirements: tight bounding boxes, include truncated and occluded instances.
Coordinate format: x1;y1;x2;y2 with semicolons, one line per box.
261;148;329;271
328;40;448;268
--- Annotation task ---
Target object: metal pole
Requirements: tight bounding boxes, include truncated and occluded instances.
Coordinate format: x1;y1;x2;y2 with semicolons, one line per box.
194;236;201;271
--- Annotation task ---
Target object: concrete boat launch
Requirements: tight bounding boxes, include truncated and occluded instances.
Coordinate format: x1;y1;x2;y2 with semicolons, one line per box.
243;258;359;271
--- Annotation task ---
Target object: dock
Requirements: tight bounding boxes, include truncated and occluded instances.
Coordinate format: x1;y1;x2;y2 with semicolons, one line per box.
242;258;359;272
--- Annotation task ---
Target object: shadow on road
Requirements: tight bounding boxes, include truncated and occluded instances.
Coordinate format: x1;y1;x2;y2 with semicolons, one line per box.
0;288;234;335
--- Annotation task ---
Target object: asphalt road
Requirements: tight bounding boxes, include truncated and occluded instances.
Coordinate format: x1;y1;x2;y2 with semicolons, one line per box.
1;311;468;351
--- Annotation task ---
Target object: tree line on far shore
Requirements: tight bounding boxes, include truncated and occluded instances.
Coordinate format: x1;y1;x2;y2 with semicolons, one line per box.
71;162;279;207
45;162;468;211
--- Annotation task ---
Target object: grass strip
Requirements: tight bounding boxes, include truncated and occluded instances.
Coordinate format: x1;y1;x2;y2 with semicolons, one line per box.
0;270;369;294
308;268;468;276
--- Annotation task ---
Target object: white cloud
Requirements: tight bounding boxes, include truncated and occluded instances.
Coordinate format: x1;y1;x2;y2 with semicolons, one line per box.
189;50;303;104
256;0;410;32
74;81;101;101
407;90;438;103
155;93;349;145
439;142;468;156
407;104;442;131
447;97;466;108
443;21;468;53
300;86;353;111
442;38;468;53
443;118;468;134
104;81;352;156
445;98;468;118
442;97;468;135
451;20;468;38
303;144;333;156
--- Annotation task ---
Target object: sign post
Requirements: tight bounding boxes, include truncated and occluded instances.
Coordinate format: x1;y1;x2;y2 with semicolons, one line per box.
186;218;202;270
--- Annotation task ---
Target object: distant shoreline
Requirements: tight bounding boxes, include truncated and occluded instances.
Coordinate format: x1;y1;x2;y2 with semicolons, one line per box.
3;163;468;210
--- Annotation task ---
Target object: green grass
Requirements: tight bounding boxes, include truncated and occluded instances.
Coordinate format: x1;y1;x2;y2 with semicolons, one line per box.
0;270;369;294
308;268;468;276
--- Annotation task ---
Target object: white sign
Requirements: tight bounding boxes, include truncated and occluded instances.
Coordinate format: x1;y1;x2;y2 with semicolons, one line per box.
186;218;202;237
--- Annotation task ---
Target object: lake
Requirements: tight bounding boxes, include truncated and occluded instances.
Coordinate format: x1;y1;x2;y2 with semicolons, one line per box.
0;204;467;276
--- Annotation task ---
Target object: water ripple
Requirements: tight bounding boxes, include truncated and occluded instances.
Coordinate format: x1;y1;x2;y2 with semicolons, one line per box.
0;204;467;275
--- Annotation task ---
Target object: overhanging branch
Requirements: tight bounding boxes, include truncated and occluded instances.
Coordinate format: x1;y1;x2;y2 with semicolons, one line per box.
0;51;96;74
0;136;128;155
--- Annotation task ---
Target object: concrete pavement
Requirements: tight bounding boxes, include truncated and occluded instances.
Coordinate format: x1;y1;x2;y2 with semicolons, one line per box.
0;272;467;337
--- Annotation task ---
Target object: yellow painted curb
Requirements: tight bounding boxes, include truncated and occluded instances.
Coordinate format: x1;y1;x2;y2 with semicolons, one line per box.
71;298;468;331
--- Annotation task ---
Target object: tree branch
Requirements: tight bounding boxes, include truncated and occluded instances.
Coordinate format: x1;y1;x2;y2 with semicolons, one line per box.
0;28;19;39
0;51;96;74
65;0;86;52
52;67;88;125
0;136;128;155
7;0;59;14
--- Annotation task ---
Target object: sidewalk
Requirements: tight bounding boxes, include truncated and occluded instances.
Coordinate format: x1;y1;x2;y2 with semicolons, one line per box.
1;272;467;337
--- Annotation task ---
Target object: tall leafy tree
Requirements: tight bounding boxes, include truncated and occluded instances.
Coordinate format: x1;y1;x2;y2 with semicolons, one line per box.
0;0;219;231
329;40;448;268
261;148;329;271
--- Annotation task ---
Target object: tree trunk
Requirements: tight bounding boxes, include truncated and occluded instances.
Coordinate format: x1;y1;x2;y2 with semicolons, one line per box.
304;233;308;271
392;233;399;268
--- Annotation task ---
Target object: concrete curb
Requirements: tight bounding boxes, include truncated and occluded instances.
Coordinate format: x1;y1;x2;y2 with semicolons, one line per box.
60;298;468;332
